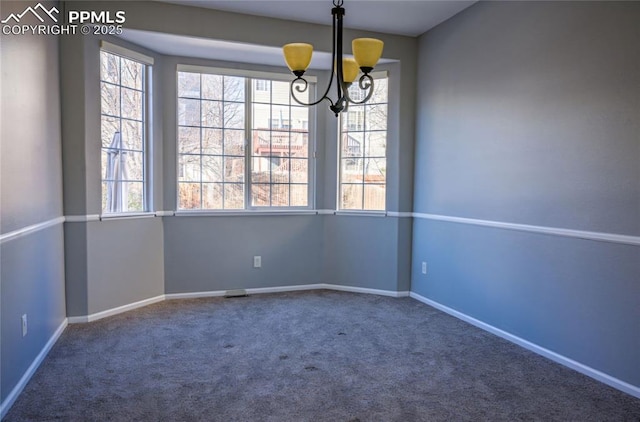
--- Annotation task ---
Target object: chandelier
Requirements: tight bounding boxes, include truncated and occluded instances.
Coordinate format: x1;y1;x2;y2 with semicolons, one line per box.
282;0;384;116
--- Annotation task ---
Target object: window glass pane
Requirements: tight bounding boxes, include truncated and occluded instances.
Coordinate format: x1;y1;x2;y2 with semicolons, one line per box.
202;183;223;209
252;103;270;129
290;132;308;158
202;74;223;100
178;72;200;98
251;184;270;207
179;155;201;182
365;132;386;157
179;183;201;209
342;132;364;156
121;58;143;90
178;98;200;126
126;151;144;181
272;81;290;105
340;184;363;209
224;130;245;156
101;116;119;148
252;130;271;156
224;102;244;129
252;79;271;102
271;105;289;130
126;182;144;211
364;184;385;211
271;131;289;154
291;185;308;207
290;107;308;130
272;184;289;207
121;120;143;151
202;100;223;128
101;83;120;117
364;158;386;181
251;156;271;183
100;52;119;84
121;88;143;121
224;76;245;102
366;104;387;131
202;129;222;155
179;127;200;154
290;159;308;183
371;77;388;103
341;158;364;182
272;158;289;184
224;183;244;209
224;157;244;183
202;156;223;182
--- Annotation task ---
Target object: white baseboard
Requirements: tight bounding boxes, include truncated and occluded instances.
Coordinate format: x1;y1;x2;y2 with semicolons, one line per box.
0;318;68;419
67;295;166;323
409;292;640;399
66;286;409;322
324;284;410;298
165;284;409;300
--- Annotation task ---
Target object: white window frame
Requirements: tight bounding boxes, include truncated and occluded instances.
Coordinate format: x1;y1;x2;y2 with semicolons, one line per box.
176;65;317;212
99;41;154;215
338;71;389;212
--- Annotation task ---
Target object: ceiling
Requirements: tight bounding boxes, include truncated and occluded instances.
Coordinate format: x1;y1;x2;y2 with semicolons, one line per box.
119;1;476;69
160;0;477;37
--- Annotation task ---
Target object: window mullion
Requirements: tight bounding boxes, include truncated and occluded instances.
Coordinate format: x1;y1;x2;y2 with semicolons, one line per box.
245;77;252;210
199;74;204;209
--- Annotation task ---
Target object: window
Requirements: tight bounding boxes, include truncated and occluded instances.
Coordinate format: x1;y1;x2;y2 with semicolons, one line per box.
339;76;388;210
177;68;312;210
100;49;149;213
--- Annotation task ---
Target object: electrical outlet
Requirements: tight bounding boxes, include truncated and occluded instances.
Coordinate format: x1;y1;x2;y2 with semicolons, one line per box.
22;314;28;337
421;261;427;275
253;256;262;268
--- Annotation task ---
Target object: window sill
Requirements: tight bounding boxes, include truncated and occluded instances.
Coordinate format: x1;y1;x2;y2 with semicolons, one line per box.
334;210;387;217
173;209;318;217
100;212;157;220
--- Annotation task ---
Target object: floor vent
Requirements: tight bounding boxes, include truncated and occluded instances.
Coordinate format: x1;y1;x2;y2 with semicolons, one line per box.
224;289;248;298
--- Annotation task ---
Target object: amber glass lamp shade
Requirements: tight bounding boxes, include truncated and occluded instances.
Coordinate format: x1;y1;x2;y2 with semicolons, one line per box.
342;58;359;83
283;43;313;72
352;38;384;71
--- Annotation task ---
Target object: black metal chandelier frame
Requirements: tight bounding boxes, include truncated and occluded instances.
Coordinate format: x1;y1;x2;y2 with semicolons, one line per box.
289;0;376;116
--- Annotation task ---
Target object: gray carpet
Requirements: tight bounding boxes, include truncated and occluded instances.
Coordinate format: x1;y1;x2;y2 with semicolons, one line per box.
5;290;640;421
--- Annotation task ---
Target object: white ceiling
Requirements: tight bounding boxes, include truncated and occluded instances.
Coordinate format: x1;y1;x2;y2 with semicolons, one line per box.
160;0;477;37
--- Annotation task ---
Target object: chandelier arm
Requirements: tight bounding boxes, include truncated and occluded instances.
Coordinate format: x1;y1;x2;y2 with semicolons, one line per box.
343;74;375;105
290;76;335;107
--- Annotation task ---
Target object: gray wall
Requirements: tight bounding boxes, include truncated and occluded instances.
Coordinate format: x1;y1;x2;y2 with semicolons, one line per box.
164;216;324;293
412;1;640;387
60;28;166;316
0;1;66;404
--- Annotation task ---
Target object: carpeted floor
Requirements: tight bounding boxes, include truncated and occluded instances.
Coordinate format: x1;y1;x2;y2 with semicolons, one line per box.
5;290;640;421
